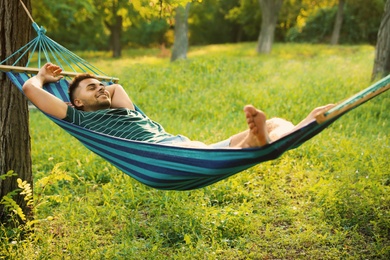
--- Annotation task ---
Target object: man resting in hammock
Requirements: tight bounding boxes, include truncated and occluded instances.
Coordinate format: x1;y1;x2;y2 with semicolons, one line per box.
23;63;333;149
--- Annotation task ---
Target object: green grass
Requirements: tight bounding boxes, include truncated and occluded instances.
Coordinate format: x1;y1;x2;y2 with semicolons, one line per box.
1;43;390;259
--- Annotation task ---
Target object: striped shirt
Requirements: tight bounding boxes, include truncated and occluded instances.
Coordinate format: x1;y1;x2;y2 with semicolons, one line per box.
63;106;174;143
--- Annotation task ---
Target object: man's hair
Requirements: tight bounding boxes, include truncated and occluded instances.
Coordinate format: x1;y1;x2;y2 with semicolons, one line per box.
68;73;98;107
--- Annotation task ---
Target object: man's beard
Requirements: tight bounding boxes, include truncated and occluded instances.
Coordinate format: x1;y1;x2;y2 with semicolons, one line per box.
93;100;111;110
80;99;111;111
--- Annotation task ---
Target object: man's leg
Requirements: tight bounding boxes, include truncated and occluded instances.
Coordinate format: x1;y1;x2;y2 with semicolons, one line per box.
169;105;271;149
265;104;335;141
292;104;335;130
228;104;335;147
163;104;334;149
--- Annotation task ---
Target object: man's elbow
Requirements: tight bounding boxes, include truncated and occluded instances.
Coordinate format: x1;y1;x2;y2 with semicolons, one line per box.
22;80;40;101
22;82;32;95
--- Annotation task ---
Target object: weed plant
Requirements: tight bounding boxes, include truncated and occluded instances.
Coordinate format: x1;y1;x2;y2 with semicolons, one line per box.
1;43;389;259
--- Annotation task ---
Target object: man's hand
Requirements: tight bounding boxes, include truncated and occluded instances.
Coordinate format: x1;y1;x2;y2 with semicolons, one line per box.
22;63;68;119
36;63;64;85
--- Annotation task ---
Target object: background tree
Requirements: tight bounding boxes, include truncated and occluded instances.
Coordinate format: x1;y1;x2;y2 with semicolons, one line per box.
190;0;243;45
373;0;390;80
288;0;384;44
0;0;33;222
330;0;345;45
96;0;149;57
171;3;191;61
32;0;103;50
225;0;262;42
29;0;386;51
257;0;284;54
104;0;125;57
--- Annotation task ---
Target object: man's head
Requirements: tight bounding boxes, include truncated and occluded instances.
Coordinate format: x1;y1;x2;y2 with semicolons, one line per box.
68;74;111;111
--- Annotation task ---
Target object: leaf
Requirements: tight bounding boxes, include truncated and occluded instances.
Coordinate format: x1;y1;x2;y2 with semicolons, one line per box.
0;170;16;180
26;219;41;227
1;196;26;221
184;234;192;245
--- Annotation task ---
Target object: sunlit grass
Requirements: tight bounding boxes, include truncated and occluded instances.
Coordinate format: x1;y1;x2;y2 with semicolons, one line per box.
2;42;389;259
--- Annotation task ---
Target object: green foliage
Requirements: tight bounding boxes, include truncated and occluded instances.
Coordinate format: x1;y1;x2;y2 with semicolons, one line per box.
32;0;105;50
0;170;17;180
0;172;34;259
342;0;385;44
2;43;390;258
288;7;336;43
0;171;25;221
225;0;261;41
190;0;255;45
125;19;171;47
286;0;385;44
0;165;74;259
30;0;386;50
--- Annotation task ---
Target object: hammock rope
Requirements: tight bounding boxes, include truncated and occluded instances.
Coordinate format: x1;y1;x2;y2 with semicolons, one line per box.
19;0;35;24
2;1;107;77
1;14;389;190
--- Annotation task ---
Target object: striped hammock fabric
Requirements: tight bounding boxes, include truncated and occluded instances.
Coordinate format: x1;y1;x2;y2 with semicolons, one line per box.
3;71;390;190
1;21;390;190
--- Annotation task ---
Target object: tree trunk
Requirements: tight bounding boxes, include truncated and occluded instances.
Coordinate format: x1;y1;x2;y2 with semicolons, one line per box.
372;0;390;81
330;0;345;45
106;0;122;58
0;0;33;222
256;0;284;54
111;15;122;58
171;3;191;62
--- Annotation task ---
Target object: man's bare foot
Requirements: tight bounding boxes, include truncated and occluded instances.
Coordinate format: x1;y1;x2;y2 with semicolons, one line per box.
235;105;270;148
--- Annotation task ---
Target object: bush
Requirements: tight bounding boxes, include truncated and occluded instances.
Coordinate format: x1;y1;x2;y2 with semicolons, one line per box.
287;2;383;44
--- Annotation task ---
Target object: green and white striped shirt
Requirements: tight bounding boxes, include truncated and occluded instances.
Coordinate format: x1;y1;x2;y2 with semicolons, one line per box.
63;106;174;143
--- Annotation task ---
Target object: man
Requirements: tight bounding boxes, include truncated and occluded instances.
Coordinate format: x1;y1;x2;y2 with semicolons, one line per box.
23;63;333;149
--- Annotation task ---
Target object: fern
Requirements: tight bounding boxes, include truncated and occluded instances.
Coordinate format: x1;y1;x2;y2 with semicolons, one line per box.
0;178;34;222
0;171;27;221
34;163;73;206
17;178;33;207
0;170;17;180
0;195;26;221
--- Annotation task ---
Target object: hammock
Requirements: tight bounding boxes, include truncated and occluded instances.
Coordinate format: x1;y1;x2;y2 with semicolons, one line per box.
1;20;390;190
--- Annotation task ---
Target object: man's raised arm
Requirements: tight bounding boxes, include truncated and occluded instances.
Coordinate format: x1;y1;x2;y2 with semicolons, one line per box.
22;63;69;119
105;84;135;110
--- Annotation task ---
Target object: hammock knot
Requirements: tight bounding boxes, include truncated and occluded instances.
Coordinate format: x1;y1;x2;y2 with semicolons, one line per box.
32;22;47;36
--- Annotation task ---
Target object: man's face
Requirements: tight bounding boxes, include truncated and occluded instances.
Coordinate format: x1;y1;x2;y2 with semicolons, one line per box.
73;78;111;111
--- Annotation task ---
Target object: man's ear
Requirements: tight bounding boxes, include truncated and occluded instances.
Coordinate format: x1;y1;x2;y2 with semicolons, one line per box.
74;99;84;109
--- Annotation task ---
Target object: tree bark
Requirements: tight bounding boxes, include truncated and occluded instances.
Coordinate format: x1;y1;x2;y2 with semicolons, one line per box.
171;3;191;62
0;0;33;222
372;0;390;81
111;15;122;58
330;0;345;45
256;0;284;54
105;0;122;58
